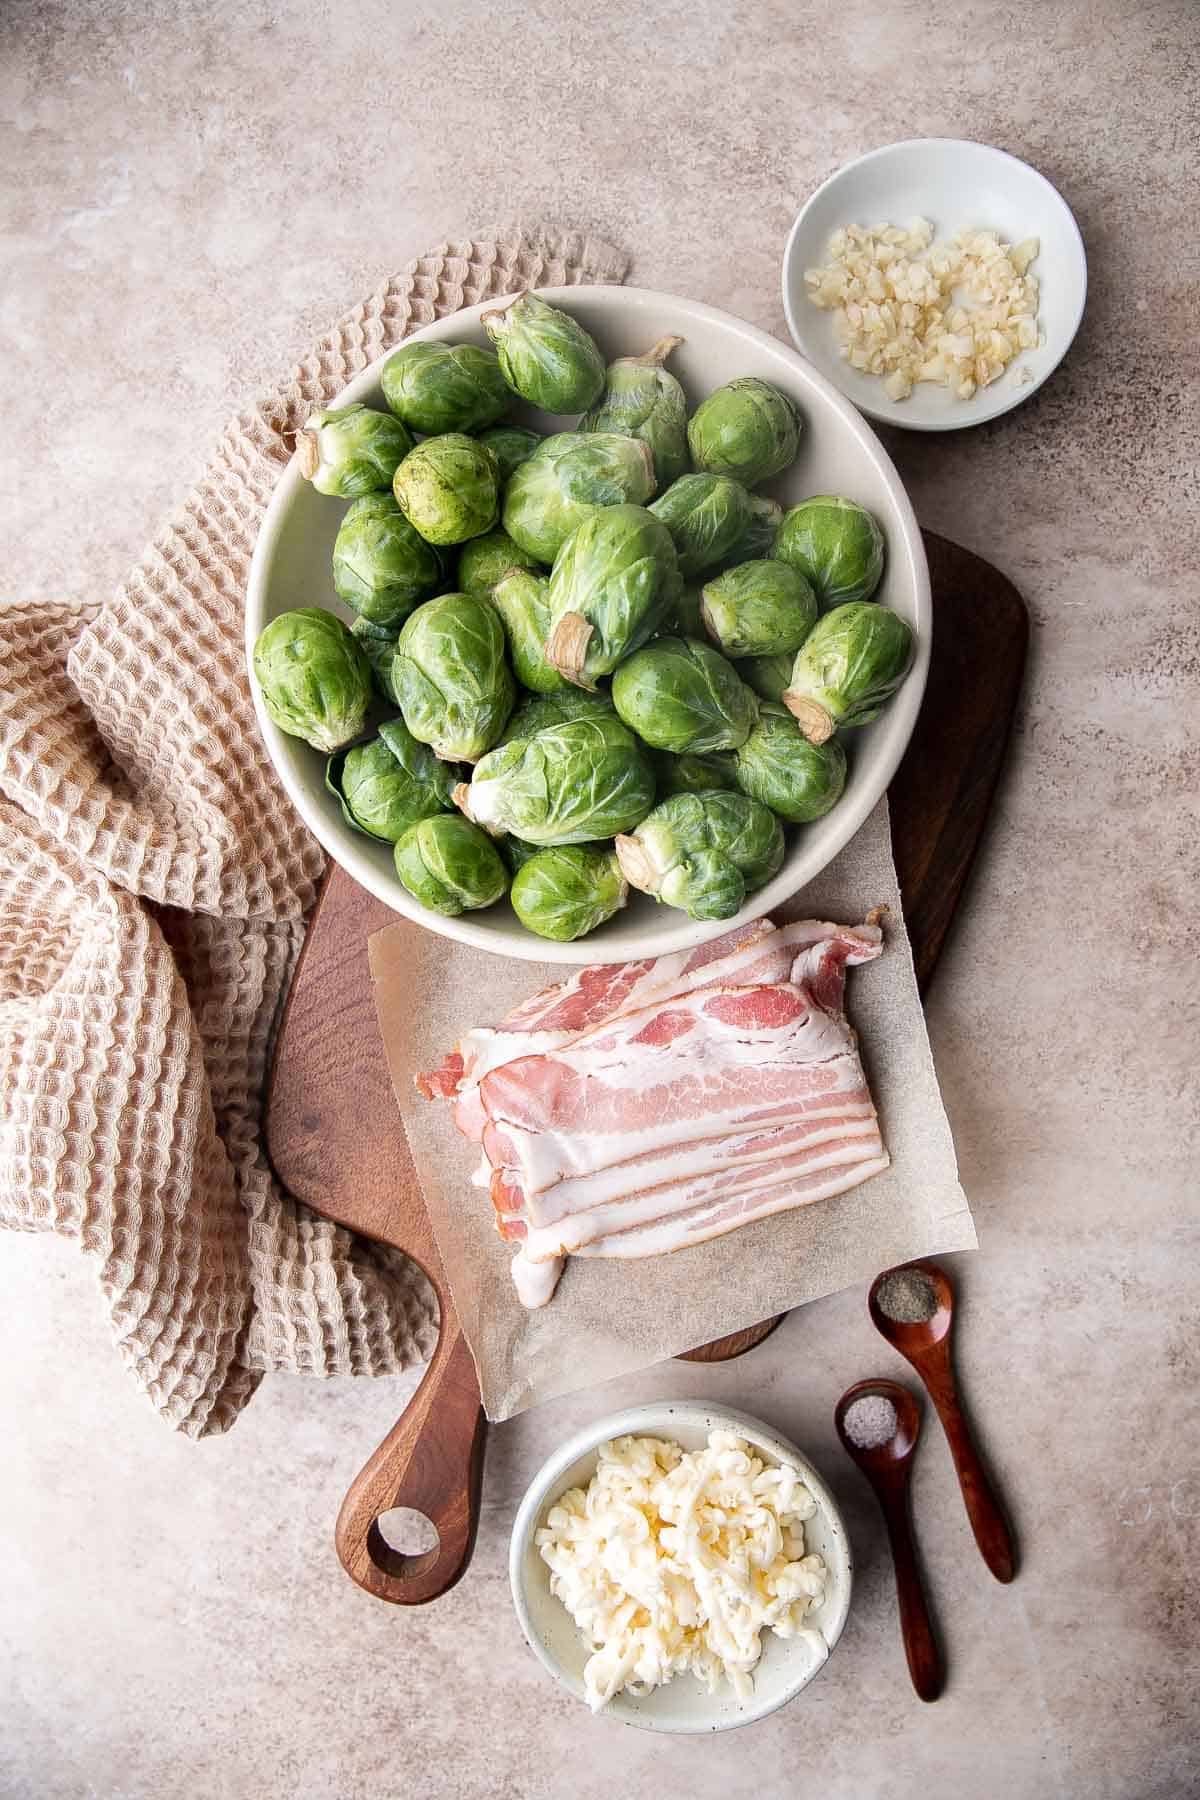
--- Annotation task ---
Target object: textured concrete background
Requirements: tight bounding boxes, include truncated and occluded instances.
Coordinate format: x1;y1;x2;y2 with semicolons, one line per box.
3;1;1198;1796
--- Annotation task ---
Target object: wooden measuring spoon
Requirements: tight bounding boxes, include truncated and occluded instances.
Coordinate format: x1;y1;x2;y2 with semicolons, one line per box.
836;1380;943;1702
869;1261;1016;1584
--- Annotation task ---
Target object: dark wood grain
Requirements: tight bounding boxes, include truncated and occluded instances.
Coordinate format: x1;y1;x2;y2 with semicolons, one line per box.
263;528;1027;1606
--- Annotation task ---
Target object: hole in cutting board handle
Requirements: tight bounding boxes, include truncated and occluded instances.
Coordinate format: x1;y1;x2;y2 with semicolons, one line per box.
368;1507;442;1580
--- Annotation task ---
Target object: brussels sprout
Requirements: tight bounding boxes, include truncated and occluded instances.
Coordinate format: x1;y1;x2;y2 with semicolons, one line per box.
477;425;542;482
456;715;655;845
393;434;500;546
664;586;704;637
332;493;446;631
653;748;739;796
326;719;458;842
687;377;801;487
511;845;629;941
351;617;401;705
612;636;758;754
481;291;606;413
297;404;414;499
252;607;371;753
580;336;689;488
782;601;914;743
775;496;886;608
502;431;656;564
392;592;515;762
457;528;542;600
734;704;848;822
737;651;795;705
488;570;568;694
499;833;543;874
700;559;818;659
649;473;755;578
615;790;785;921
394;814;509;916
380;341;510;435
502;687;616;743
545;504;681;689
715;493;785;568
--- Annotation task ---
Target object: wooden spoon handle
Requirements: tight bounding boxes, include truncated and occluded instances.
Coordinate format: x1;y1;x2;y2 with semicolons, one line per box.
882;1496;944;1702
922;1353;1017;1584
334;1308;486;1605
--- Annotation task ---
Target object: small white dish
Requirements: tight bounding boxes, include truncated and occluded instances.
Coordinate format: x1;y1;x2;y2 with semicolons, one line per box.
782;138;1088;432
509;1400;852;1733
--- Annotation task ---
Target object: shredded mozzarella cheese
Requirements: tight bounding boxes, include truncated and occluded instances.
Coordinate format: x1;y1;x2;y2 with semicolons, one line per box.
804;219;1041;401
535;1430;828;1711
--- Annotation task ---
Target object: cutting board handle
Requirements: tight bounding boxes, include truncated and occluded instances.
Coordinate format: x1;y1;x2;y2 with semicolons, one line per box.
334;1307;486;1605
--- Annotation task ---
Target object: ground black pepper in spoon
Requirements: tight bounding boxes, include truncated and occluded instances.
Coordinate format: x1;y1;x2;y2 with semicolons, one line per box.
869;1259;1017;1584
836;1379;944;1703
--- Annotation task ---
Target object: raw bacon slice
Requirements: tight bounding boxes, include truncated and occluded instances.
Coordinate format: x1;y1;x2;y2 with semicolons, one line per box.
417;917;888;1307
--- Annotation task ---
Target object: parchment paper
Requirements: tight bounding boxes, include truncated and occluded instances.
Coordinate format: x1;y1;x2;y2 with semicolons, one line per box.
370;795;976;1422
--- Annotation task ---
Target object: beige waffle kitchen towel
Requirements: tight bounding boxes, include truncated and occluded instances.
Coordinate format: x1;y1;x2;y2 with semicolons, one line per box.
0;228;630;1438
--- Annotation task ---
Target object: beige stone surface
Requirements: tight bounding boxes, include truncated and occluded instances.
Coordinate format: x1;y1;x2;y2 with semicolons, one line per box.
2;1;1197;1796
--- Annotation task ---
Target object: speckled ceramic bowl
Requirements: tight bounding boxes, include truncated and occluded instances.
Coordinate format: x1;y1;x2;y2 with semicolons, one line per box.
247;286;930;961
509;1401;853;1733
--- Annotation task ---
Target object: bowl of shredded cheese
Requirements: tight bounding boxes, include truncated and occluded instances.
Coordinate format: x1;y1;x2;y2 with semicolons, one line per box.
782;138;1087;431
509;1401;853;1732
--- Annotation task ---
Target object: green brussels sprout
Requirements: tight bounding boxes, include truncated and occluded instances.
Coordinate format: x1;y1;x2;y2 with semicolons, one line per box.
649;473;755;578
457;528;542;599
393;433;500;546
326;719;458;842
737;651;795;705
351;617;401;705
477;425;542;482
380;341;510;434
332;493;446;631
252;607;371;753
580;336;689;488
511;845;629;941
782;601;914;743
481;291;606;413
392;592;516;762
653;748;739;796
715;493;785;568
734;703;848;822
686;377;801;487
297;404;414;499
499;833;543;873
502;687;616;743
545;504;681;689
615;790;785;921
502;431;657;564
611;636;758;753
775;496;885;608
394;814;509;916
700;559;818;659
457;715;655;845
488;570;568;694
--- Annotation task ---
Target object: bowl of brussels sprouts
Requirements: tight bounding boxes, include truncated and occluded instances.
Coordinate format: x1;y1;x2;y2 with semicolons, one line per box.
247;286;930;962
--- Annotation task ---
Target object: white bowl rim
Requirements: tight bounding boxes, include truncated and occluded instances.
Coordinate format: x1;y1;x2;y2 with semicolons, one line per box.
781;136;1089;433
508;1399;854;1733
246;284;931;962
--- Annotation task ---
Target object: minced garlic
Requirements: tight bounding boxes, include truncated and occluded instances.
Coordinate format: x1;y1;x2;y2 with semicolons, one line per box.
804;220;1041;402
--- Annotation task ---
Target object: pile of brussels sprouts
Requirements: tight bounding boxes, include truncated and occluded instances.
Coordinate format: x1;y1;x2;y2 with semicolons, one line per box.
253;292;915;942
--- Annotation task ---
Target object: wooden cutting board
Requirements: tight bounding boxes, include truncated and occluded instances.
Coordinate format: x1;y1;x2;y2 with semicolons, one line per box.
264;529;1027;1605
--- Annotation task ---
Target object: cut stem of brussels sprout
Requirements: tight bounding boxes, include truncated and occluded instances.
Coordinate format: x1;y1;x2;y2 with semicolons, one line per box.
783;696;836;743
297;430;320;478
612;831;659;896
544;611;595;687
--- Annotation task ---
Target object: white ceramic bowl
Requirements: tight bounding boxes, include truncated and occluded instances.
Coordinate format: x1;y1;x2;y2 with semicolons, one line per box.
508;1401;852;1733
246;286;930;962
782;138;1088;432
